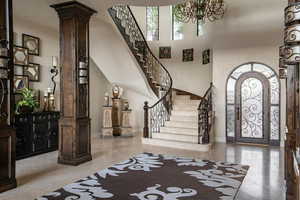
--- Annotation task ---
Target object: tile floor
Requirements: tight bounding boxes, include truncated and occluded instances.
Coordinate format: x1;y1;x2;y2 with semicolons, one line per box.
0;135;285;200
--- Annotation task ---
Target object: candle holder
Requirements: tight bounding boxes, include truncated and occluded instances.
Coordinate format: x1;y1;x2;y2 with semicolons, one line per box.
49;94;55;111
43;92;49;112
50;56;59;94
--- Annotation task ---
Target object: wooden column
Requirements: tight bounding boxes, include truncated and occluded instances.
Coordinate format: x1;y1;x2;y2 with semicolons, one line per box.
285;1;300;199
0;0;16;193
285;64;299;199
51;1;96;166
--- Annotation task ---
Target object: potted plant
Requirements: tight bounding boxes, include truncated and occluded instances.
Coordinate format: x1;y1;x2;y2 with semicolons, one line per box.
15;88;39;114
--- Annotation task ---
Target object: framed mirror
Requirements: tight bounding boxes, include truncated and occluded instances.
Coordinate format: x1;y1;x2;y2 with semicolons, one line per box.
24;63;40;82
13;46;29;66
22;34;40;56
13;75;29;93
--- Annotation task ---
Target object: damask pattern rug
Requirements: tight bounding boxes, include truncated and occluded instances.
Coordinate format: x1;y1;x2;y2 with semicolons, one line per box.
36;153;249;200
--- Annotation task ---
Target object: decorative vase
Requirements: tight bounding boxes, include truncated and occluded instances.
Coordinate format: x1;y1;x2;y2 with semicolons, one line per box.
123;100;129;110
19;106;33;113
112;85;120;99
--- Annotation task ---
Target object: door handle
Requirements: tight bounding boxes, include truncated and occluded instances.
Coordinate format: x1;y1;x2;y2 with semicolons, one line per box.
236;107;240;121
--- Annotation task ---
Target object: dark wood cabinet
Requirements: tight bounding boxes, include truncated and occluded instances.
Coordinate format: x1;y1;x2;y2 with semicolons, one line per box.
15;112;60;160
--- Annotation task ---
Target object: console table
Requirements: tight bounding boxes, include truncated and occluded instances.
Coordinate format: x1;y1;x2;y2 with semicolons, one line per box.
14;112;60;160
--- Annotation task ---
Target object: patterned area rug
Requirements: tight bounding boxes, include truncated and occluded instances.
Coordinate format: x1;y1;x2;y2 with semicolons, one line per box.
36;153;249;200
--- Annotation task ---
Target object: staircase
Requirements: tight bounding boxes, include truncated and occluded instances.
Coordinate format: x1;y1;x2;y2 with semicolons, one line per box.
158;94;200;142
108;5;213;152
143;90;213;152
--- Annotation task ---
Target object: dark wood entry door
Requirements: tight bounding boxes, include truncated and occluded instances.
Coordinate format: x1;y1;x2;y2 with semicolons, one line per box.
235;72;270;144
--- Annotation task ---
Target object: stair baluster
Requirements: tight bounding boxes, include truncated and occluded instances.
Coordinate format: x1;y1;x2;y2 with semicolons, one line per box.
198;83;213;144
108;5;173;139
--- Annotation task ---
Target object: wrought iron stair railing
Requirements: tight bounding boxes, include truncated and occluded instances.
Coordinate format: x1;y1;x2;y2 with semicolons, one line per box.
108;6;173;138
198;83;213;144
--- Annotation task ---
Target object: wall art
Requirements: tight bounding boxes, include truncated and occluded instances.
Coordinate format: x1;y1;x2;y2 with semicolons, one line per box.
183;48;194;62
24;63;40;82
22;34;40;56
159;46;171;59
14;75;29;93
13;46;29;66
202;49;210;65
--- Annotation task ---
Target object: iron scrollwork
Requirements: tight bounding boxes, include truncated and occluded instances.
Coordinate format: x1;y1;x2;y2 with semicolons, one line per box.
284;24;300;44
109;6;173;138
285;4;300;25
198;83;213;144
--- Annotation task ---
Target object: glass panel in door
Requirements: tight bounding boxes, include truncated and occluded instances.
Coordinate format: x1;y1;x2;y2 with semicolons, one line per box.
241;78;263;138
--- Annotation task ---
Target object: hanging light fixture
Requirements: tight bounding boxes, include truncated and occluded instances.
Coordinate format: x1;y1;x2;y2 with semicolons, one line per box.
173;0;226;24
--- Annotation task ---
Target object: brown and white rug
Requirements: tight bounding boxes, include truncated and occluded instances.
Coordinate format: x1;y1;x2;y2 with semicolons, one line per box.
36;153;249;200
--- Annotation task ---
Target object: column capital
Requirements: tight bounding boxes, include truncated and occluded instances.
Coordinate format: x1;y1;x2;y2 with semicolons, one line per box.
51;1;97;19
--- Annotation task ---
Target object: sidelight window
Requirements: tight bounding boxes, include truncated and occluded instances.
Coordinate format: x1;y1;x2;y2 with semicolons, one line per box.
146;7;159;41
172;6;184;40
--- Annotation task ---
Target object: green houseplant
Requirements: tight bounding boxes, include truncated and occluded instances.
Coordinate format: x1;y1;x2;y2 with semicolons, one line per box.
15;88;39;114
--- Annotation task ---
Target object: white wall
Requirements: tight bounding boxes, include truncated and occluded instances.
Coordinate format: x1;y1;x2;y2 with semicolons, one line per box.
131;6;213;96
13;17;114;137
89;13;159;133
213;45;286;145
14;16;60;108
90;59;111;137
14;8;159;136
131;1;286;144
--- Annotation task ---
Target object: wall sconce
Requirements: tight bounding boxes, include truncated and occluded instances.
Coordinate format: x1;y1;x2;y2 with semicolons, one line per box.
50;56;59;94
79;57;88;84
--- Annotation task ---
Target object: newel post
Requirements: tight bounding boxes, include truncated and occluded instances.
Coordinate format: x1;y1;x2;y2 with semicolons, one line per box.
143;101;149;138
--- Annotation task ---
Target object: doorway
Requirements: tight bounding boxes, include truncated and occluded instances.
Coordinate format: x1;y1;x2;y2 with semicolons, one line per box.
226;62;280;146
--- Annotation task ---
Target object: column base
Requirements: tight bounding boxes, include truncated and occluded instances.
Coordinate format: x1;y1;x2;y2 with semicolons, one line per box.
121;127;134;137
58;154;92;166
102;127;113;137
113;127;121;137
0;178;17;193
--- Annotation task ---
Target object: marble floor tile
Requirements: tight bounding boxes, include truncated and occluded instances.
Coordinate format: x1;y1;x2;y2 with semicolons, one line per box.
0;135;285;200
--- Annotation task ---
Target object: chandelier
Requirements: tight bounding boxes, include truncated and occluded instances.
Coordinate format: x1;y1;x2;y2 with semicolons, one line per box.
173;0;226;24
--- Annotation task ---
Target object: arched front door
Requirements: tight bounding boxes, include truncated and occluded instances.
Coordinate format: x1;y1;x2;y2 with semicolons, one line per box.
236;72;270;144
226;62;280;146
